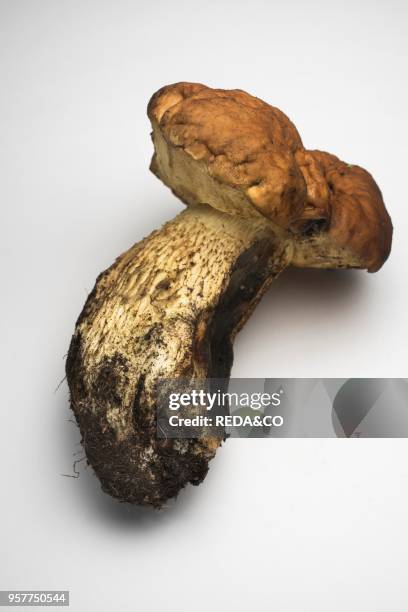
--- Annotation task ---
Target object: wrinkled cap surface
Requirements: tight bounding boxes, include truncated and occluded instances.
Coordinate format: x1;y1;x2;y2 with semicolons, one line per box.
295;150;392;272
148;82;392;272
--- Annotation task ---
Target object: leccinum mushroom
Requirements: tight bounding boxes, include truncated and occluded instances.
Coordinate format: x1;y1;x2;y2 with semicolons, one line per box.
66;83;392;508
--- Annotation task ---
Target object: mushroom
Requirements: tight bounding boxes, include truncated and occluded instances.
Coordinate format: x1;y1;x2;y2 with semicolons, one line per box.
66;83;392;508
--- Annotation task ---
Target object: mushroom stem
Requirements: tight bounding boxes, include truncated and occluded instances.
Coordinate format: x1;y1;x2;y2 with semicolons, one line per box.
66;205;291;506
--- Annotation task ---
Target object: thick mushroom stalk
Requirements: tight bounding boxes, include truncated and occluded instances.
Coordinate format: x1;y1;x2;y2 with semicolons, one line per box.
66;205;291;507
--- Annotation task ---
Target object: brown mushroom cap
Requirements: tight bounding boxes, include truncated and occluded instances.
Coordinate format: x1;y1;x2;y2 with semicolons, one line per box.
148;82;306;229
294;150;392;272
148;82;392;272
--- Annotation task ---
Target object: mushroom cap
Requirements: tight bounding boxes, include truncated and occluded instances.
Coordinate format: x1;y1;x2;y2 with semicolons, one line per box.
148;82;306;229
295;150;392;272
148;82;392;272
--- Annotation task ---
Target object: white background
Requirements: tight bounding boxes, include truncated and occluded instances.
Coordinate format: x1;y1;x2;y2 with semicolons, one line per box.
1;1;407;610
